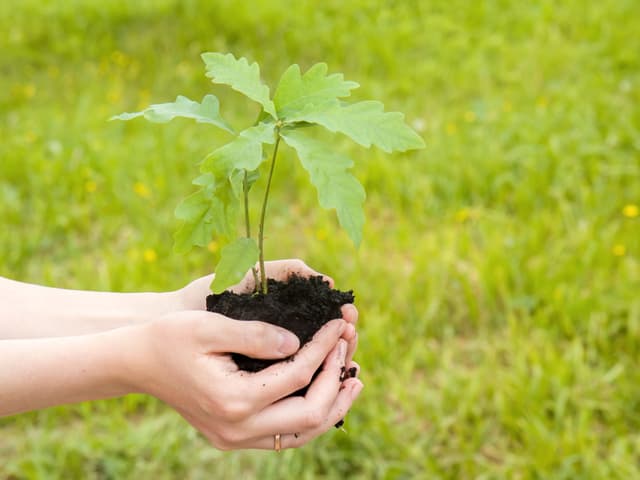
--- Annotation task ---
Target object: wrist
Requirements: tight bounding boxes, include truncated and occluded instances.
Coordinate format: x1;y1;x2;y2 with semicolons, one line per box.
100;324;151;396
111;321;160;396
124;291;183;325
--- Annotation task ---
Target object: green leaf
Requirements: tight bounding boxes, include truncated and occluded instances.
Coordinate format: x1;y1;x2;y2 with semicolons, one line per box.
273;63;359;120
200;134;261;179
192;172;216;188
281;130;365;247
110;95;233;133
201;52;277;119
200;122;275;195
210;238;259;293
291;100;425;153
172;123;276;256
174;190;221;254
173;188;237;254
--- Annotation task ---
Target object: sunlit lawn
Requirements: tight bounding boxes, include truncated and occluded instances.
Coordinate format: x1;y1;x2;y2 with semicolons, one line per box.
1;0;639;478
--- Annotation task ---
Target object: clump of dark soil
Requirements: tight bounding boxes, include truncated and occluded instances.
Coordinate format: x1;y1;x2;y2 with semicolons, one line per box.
206;275;354;373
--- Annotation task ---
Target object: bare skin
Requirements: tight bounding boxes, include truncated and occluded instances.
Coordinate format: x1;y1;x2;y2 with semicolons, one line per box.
0;259;362;450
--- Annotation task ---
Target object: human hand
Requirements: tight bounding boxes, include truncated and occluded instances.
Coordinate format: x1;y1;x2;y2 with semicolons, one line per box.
124;311;363;450
177;259;359;365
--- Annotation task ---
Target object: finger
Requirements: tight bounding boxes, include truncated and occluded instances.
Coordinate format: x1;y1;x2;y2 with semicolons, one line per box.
195;312;300;358
229;268;259;294
345;361;360;380
341;304;358;325
342;323;356;342
346;331;358;366
338;322;357;366
234;338;348;439
263;259;334;288
230;259;334;294
180;274;216;309
339;305;358;363
246;378;363;450
246;319;347;408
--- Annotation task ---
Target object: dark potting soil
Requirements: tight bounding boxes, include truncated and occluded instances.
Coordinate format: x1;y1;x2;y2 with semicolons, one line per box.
206;275;354;373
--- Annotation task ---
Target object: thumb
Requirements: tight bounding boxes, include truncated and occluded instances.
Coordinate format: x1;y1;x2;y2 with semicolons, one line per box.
198;313;300;359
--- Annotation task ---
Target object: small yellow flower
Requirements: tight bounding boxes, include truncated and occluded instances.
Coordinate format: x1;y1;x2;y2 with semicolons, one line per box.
133;182;151;198
463;111;476;123
536;96;549;109
316;228;328;241
207;241;219;253
110;50;127;67
143;249;157;263
107;88;122;103
454;208;470;223
553;286;564;302
23;84;36;99
502;101;513;113
612;244;626;257
622;204;639;218
445;123;458;135
85;180;97;193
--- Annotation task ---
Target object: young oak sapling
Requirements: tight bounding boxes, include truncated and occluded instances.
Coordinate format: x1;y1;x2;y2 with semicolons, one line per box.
112;53;424;374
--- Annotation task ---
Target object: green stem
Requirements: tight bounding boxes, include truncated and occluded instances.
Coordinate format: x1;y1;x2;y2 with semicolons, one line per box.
258;127;282;294
243;171;259;289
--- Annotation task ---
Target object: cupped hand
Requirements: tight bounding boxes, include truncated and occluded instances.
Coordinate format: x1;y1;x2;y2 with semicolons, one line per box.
126;311;363;450
177;259;334;309
177;258;359;365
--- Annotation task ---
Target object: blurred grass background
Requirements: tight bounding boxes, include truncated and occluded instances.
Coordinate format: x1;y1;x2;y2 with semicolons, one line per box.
1;0;639;478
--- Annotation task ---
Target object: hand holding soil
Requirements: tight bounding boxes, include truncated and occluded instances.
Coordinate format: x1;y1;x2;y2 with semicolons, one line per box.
0;259;361;451
178;259;359;366
130;311;362;450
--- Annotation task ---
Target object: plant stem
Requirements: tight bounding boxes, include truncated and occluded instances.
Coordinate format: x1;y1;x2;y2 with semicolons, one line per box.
258;127;282;294
243;171;259;289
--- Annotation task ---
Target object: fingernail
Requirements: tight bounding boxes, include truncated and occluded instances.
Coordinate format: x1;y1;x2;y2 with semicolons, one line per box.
341;304;356;317
278;330;299;355
344;323;356;340
338;339;347;360
336;318;347;334
351;381;364;398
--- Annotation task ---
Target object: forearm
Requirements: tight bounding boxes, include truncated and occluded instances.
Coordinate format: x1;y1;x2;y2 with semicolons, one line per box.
0;277;182;339
0;327;138;417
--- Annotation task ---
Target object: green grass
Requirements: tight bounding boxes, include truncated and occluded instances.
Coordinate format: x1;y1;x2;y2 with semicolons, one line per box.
1;0;639;478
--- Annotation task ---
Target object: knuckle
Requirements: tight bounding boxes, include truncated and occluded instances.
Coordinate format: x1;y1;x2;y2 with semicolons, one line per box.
253;321;272;340
213;438;233;451
206;432;230;451
248;322;271;348
292;368;314;391
291;258;306;269
219;400;250;422
236;324;263;355
217;426;243;446
303;352;324;374
198;395;222;417
302;409;325;430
